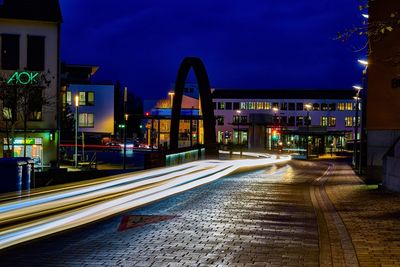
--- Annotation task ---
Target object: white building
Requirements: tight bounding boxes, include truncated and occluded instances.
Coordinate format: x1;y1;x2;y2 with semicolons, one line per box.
65;83;115;138
212;89;361;157
0;0;62;166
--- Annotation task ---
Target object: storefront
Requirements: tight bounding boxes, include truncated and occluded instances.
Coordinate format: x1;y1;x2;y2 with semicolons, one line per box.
3;137;43;165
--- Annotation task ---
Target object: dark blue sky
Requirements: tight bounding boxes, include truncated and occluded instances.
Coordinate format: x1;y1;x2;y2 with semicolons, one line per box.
59;0;365;99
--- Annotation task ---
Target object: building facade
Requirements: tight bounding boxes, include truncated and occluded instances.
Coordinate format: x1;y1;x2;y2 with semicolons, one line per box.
0;0;62;166
367;0;400;188
61;64;114;143
212;89;360;157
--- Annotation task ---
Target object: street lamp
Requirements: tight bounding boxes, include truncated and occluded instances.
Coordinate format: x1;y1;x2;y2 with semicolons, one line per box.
74;94;79;168
168;92;175;107
304;103;312;160
236;110;242;157
123;87;128;170
352;86;362;169
358;59;368;174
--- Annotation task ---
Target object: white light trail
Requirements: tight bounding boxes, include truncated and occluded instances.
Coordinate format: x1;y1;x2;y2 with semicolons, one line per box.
0;155;290;249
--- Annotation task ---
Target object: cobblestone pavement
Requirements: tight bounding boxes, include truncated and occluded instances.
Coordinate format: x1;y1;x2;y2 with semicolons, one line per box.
1;160;400;267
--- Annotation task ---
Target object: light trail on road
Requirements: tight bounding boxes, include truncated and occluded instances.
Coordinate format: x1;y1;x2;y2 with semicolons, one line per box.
0;155;290;250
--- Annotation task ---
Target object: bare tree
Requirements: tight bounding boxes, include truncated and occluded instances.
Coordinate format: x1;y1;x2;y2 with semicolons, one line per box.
0;71;54;157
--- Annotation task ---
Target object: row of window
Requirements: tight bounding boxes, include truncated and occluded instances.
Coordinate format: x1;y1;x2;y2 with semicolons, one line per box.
214;101;358;111
66;91;95;106
2;87;43;121
215;115;361;127
1;34;45;71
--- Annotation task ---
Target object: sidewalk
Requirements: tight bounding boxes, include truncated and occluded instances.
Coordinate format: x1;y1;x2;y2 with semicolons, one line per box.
324;160;400;266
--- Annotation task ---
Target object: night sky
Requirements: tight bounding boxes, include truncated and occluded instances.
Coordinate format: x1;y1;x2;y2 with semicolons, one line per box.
59;0;366;100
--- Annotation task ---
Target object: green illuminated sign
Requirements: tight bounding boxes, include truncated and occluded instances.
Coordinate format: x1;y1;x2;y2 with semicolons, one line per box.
7;71;39;85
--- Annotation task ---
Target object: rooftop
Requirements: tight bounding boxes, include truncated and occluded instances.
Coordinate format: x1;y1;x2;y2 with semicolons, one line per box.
0;0;62;23
212;89;356;100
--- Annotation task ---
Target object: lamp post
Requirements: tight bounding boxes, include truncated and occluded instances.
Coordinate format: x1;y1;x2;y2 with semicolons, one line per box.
358;59;368;174
352;85;363;171
236;110;242;157
123;87;128;170
74;95;79;168
168;92;175;107
305;103;312;160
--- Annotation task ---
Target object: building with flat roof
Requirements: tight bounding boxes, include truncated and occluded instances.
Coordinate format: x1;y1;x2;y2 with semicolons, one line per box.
212;89;360;158
0;0;62;167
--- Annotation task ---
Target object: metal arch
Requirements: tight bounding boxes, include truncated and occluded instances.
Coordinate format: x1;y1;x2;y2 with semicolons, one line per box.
170;57;217;157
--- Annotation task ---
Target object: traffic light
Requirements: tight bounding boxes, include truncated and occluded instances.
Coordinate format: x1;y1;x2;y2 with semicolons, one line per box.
118;124;125;129
145;112;150;117
272;128;280;141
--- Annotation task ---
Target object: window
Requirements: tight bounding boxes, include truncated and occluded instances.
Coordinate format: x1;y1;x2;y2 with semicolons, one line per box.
264;102;271;110
337;103;345;111
233;115;247;123
321;103;328;111
27;36;45;71
320;116;328;126
280;116;287;124
288;103;295;111
217;102;225;110
225;102;232;110
345;102;353;111
296;116;304;126
87;92;95;106
272;102;279;109
288;116;295;126
296;103;303;110
328;117;336;127
78;92;95;106
353;117;360;127
216;116;224;126
28;87;43;121
256;102;264;110
66;91;72;105
1;34;19;70
233;102;240;110
329;103;336;111
79;113;94;127
280;102;287;110
345;117;353;127
2;88;17;121
312;103;320;111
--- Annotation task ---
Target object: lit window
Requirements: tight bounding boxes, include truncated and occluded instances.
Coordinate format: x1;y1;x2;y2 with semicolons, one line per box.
264;102;271;110
256;102;264;110
66;91;72;105
329;117;336;127
320;116;328;126
345;117;353;127
2;107;13;120
321;103;328;111
79;92;86;106
87;92;95;106
353;117;360;127
345;103;353;111
313;103;320;111
337;103;345;111
79;113;94;127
